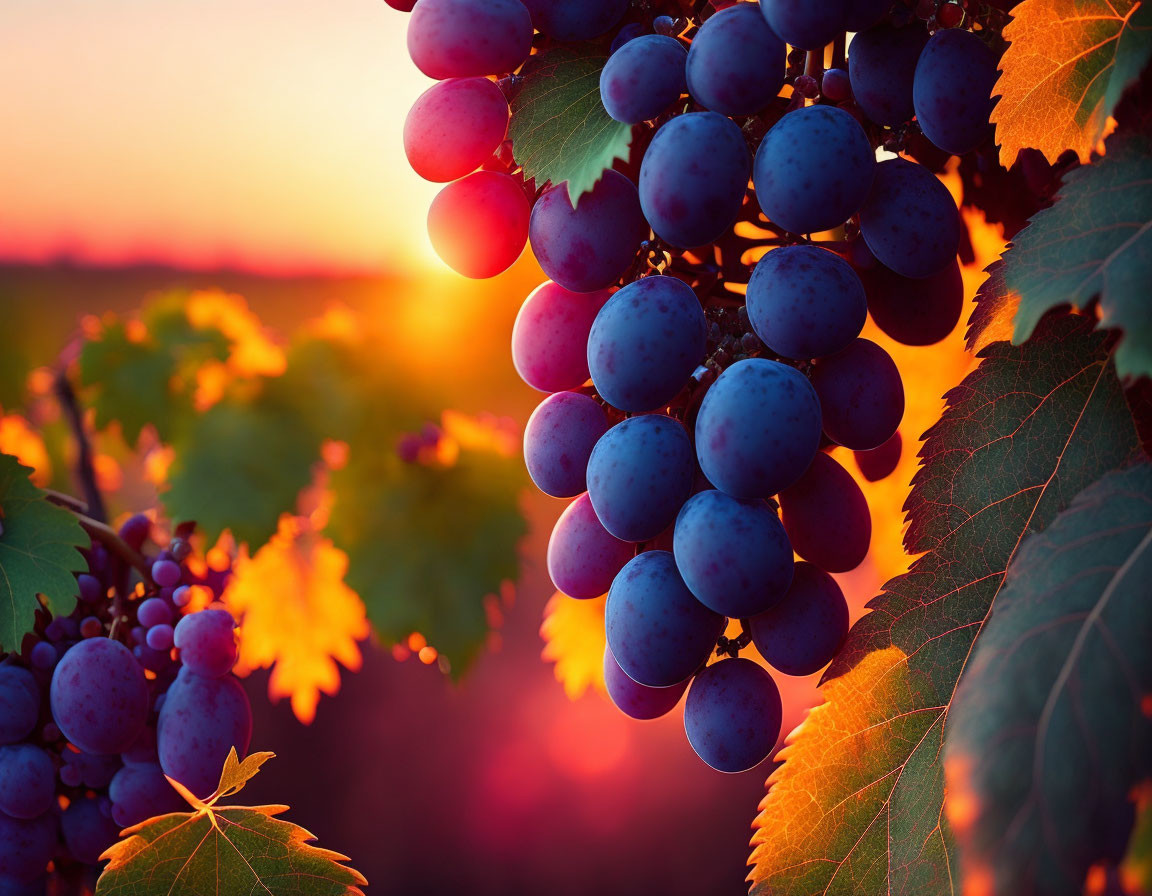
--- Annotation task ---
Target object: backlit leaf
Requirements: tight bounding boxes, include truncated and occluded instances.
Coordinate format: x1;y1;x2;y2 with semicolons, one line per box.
749;314;1141;896
992;0;1152;167
0;453;87;651
509;45;633;205
945;462;1152;896
540;592;607;700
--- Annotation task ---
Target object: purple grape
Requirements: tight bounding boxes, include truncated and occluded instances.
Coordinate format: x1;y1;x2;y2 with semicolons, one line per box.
529;171;647;293
407;0;532;79
695;359;822;499
0;874;47;895
858;157;960;278
171;586;192;608
673;490;794;618
117;513;150;551
759;0;849;50
600;35;686;125
683;657;781;772
109;763;184;828
605;551;725;688
845;0;892;30
173;610;238;678
779;452;871;573
639;112;750;248
854;430;903;482
428;171;530;279
157;668;252;799
45;617;78;642
385;0;417;10
146;624;174;652
120;727;158;767
913;28;998;155
653;14;676;36
512;281;611;393
61;795;120;864
862;257;963;346
821;67;851;102
50;637;149;755
587;275;707;412
0;669;38;746
811;338;904;450
77;574;103;604
0;812;55;882
60;747;121;789
586;415;695;542
750;562;849;675
685;4;785;116
522;0;628;40
0;746;54;820
609;22;646;55
547;493;634;599
151;559;182;588
28;643;57;672
405;78;509;182
848;22;928;126
137;597;171;629
523;392;608;498
753;104;875;235
746;245;867;360
603;646;687;720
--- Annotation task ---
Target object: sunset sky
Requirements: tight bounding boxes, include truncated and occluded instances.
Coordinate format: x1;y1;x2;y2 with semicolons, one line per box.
1;1;441;275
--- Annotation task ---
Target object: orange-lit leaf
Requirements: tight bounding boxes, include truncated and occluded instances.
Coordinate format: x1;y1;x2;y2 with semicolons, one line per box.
185;290;286;378
96;750;365;896
749;316;1140;896
992;0;1152;168
1123;787;1152;894
540;593;608;700
224;515;368;724
0;413;51;486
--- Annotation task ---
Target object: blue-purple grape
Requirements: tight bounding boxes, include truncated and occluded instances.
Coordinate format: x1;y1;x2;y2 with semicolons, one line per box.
146;624;174;651
673;490;794;618
600;35;686;124
0;874;47;896
848;22;928;126
0;812;55;882
586;415;695;542
529;170;647;293
151;559;182;588
405;77;509;182
854;430;902;482
683;657;781;773
754;104;875;235
685;4;785;116
136;598;171;629
60;795;119;865
523;392;608;498
118;513;150;551
862;257;963;346
109;763;185;828
157;668;252;799
428;171;530;279
547;493;634;599
858;157;960;278
522;0;628;40
609;22;646;55
603;646;687;720
50;637;148;755
0;668;39;746
60;750;120;789
0;747;54;820
407;0;532;79
779;452;871;573
173;610;238;678
587;275;706;412
512;281;611;393
746;245;867;360
913;28;998;156
605;551;725;687
695;358;822;499
845;0;892;30
639;112;750;248
759;0;848;50
811;338;904;450
750;562;849;676
77;573;103;603
821;67;851;102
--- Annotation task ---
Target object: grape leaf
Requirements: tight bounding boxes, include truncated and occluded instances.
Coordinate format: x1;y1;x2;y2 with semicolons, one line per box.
540;592;607;700
0;454;87;651
1003;119;1152;380
748;314;1141;896
224;516;369;724
992;0;1152;168
508;45;633;205
944;462;1152;896
1124;789;1152;894
96;749;366;896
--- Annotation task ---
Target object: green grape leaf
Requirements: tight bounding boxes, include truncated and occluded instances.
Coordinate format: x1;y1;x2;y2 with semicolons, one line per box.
508;45;633;205
992;0;1152;167
1004;118;1152;380
163;397;319;548
96;749;366;896
0;454;87;651
748;313;1142;896
327;427;527;675
944;462;1152;896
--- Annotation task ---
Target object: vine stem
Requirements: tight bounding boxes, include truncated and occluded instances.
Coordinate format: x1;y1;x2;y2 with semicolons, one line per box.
53;371;107;524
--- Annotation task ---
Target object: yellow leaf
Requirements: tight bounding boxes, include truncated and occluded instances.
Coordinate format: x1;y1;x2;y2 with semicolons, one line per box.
224;515;369;724
540;592;607;700
186;290;287;378
0;412;51;486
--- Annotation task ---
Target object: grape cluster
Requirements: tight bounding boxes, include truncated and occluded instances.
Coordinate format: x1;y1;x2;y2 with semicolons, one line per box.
0;514;251;892
394;0;999;771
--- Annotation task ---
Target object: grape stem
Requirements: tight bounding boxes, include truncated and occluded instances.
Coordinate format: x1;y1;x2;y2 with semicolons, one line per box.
53;371;108;524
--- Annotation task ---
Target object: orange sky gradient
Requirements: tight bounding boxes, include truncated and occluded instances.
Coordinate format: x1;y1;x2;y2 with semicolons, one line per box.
0;1;442;276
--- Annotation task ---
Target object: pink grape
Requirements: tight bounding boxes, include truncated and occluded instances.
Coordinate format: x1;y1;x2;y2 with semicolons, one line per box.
404;78;509;183
428;171;529;278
